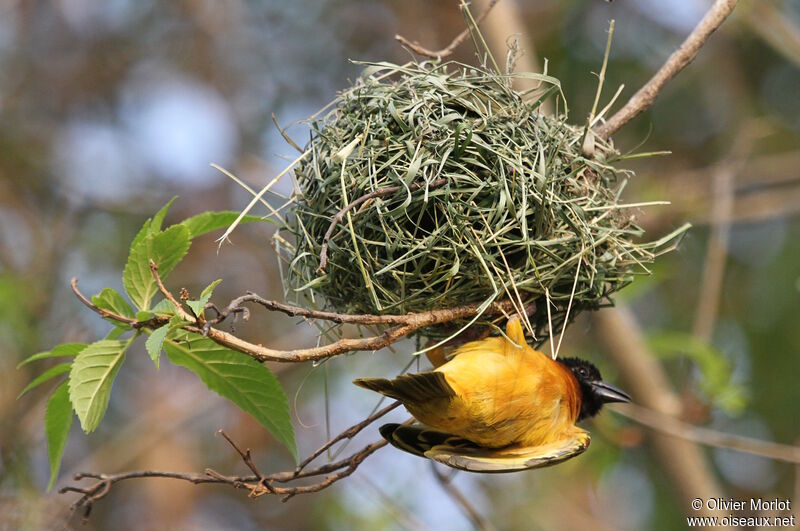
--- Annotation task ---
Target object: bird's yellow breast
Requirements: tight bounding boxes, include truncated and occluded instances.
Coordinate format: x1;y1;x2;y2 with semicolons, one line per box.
406;320;581;448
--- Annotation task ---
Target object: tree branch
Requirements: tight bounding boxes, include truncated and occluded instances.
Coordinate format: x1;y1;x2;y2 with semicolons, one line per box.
593;305;722;520
615;403;800;464
61;402;403;523
294;401;402;473
395;0;500;59
72;271;519;364
595;0;738;139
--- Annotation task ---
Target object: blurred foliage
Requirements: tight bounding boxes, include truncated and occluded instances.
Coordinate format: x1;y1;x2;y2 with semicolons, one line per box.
1;1;799;530
648;331;747;413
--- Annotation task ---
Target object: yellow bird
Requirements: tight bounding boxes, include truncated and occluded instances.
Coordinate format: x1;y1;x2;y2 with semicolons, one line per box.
354;317;631;472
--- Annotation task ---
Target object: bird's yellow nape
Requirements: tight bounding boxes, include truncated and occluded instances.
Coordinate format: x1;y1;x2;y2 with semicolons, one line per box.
505;316;527;348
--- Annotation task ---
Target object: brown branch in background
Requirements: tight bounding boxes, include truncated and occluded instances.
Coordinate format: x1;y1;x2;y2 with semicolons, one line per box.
692;125;761;341
745;2;800;70
592;305;722;521
62;402;402;523
595;0;738;139
615;403;800;464
395;0;499;59
431;463;497;531
317;177;448;273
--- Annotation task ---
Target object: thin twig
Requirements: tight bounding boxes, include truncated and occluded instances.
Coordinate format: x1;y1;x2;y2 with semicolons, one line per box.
206;293;450;328
70;278;138;327
149;260;193;322
596;0;738;138
62;416;394;522
394;0;500;59
294;401;401;474
615;403;800;464
318;178;448;273
430;463;497;531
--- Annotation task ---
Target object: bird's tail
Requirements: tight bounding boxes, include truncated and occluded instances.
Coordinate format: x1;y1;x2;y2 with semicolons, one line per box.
353;372;455;403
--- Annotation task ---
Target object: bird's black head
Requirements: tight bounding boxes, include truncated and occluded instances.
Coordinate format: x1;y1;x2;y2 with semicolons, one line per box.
558;357;631;420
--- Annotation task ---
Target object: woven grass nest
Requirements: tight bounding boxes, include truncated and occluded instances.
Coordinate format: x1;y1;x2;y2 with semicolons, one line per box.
281;60;685;339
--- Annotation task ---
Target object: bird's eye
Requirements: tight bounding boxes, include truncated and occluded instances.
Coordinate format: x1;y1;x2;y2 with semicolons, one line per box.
578;367;588;377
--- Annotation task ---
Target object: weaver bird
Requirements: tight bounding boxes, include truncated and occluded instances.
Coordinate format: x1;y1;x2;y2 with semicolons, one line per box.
354;317;631;472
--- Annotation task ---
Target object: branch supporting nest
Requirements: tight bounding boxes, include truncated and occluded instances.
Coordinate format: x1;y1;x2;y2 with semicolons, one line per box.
596;0;738;138
61;402;403;523
71;267;522;364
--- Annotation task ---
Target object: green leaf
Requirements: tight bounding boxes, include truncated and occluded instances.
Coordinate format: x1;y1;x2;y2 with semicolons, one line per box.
91;287;135;321
181;211;264;239
17;363;71;398
200;279;223;301
105;326;128;340
163;335;296;461
151;196;178;233
123;224;191;311
17;343;87;368
45;381;73;491
186;279;222;318
130;218;152;251
68;339;131;433
145;324;170;370
152;298;178;315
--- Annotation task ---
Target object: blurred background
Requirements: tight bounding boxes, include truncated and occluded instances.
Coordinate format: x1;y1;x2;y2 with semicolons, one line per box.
1;0;798;529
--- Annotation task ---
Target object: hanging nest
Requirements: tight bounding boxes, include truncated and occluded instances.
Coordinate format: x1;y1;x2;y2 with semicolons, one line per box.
279;60;686;340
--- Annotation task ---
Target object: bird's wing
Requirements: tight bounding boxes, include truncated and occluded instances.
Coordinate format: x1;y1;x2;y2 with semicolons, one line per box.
427;429;590;473
379;423;590;473
353;372;455;404
379;423;479;458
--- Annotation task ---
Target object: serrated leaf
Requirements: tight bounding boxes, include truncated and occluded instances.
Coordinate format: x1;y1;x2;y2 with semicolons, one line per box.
181;211;264;239
17;363;71;399
45;381;73;491
145;324;170;370
200;279;223;300
130;218;153;250
152;298;178;315
17;343;87;368
185;300;203;318
163;335;296;461
151;196;178;233
68;339;131;433
123;224;191;311
91;287;135;321
186;279;222;318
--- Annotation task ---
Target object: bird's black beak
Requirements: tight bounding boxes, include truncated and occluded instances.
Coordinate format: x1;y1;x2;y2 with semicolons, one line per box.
590;381;631;404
